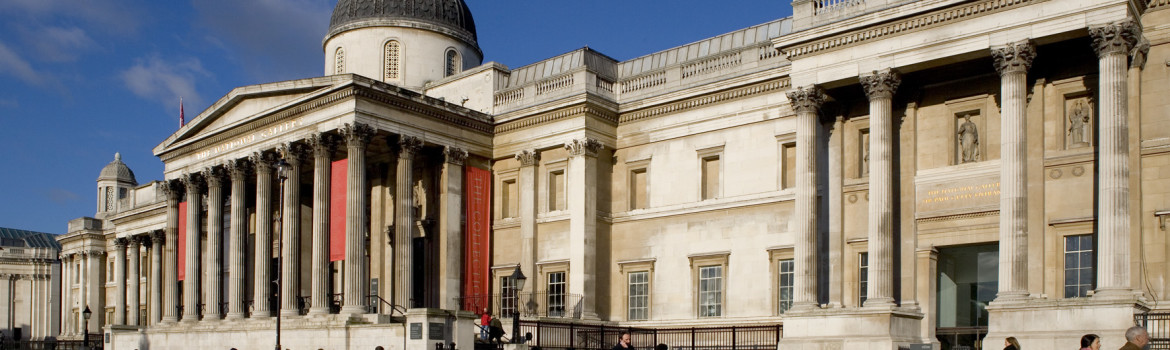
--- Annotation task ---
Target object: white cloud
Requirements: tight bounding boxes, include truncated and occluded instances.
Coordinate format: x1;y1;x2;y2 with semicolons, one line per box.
0;40;44;86
25;26;98;62
120;55;210;112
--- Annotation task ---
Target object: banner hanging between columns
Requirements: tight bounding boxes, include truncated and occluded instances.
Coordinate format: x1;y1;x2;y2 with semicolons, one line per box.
330;159;347;262
462;166;491;312
178;201;187;281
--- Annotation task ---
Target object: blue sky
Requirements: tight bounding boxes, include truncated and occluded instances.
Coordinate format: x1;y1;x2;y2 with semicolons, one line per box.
0;0;791;235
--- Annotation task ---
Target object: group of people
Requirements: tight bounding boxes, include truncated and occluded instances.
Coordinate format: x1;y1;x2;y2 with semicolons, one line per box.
478;309;505;344
1002;326;1152;350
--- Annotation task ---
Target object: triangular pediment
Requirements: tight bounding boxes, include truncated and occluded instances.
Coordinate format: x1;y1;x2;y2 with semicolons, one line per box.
153;76;353;156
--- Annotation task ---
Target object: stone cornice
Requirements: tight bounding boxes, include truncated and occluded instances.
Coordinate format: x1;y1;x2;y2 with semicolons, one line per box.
780;0;1046;60
619;78;790;123
353;85;494;135
494;103;619;134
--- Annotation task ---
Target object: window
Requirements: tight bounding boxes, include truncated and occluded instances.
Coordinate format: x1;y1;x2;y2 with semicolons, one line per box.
334;47;345;75
778;259;794;314
384;40;401;81
1064;234;1094;298
781;143;796;189
547;271;566;317
698;266;723;317
858;252;869;305
701;156;721;200
628;271;649;320
548;170;565;212
502;179;518;218
501;276;518;317
105;187;115;211
445;49;461;77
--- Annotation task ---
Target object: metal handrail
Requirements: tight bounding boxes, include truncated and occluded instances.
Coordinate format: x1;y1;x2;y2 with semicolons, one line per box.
366;295;407;317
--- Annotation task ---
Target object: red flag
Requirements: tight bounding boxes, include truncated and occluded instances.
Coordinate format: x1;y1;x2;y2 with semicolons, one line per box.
178;201;187;281
179;98;185;127
463;166;492;312
329;159;347;262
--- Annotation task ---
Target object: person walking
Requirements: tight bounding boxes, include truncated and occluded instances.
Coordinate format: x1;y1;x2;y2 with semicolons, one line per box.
479;309;492;342
1120;326;1149;350
1080;334;1101;350
489;316;505;344
1004;336;1021;350
612;332;635;350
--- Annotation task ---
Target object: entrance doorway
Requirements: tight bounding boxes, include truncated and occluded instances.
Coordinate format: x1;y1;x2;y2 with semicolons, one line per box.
936;243;997;350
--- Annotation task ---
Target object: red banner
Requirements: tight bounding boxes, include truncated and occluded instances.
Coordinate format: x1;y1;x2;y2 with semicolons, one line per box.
462;166;492;312
177;201;187;281
330;159;348;262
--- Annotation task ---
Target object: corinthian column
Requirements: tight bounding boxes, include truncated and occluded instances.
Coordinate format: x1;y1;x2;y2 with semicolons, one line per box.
566;138;603;319
250;151;276;318
278;143;307;317
394;135;423;308
149;230;164;324
226;159;250;320
113;238;128;325
786;86;826;311
128;237;141;325
860;70;900;308
992;41;1036;301
87;250;105;329
181;172;203;322
203;167;225;320
439;146;467;310
307;133;337;316
340;123;374;315
1091;21;1140;298
516;149;540;295
161;182;181;323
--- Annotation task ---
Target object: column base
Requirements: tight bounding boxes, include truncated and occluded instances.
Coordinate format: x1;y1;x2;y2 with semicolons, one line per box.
862;297;896;309
340;305;368;316
280;309;301;317
779;306;926;350
307;307;330;316
992;290;1030;302
225;312;246;321
985;296;1147;350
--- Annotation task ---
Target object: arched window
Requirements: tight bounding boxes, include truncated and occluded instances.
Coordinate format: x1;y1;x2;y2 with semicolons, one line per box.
445;49;460;77
335;47;346;75
384;40;401;81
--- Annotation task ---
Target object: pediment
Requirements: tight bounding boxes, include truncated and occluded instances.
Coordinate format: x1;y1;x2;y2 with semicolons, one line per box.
153;76;350;155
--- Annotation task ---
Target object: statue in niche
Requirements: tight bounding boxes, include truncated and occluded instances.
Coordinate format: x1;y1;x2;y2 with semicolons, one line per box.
860;131;870;176
1068;101;1091;148
413;178;429;238
957;113;981;163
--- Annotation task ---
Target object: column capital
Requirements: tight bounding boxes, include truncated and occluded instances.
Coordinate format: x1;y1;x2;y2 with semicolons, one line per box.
202;166;226;187
225;158;251;180
340;123;375;149
113;237;129;248
565;138;603;158
515;150;540;167
398;135;423;156
277;142;309;171
786;85;827;114
1131;38;1150;69
443;146;468;166
249;151;277;172
159;180;183;203
180;172;203;192
1090;20;1141;58
308;132;339;157
150;230;165;244
991;40;1037;76
860;70;901;101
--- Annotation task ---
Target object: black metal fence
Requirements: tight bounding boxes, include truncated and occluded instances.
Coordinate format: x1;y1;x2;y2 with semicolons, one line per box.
458;293;586;319
0;338;102;350
1136;311;1170;350
514;320;781;350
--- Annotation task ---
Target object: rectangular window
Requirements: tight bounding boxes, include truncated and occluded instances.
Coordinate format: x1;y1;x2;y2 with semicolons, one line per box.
698;265;723;317
701;156;721;200
778;259;794;314
630;169;648;210
548;170;565;212
503;179;518;218
547;271;566;317
859;252;869;305
501;276;518;317
628;271;649;320
781;143;796;189
1064;234;1095;298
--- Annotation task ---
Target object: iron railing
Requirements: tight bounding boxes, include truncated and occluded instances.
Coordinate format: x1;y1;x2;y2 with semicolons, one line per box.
936;326;987;350
1137;311;1170;349
0;338;103;350
513;320;782;350
366;295;407;317
457;293;586;319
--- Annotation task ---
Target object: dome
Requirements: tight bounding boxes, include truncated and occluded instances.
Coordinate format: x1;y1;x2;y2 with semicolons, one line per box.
98;152;137;185
327;0;478;45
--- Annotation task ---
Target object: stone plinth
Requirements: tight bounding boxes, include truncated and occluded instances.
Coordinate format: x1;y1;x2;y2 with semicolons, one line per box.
109;316;408;350
984;297;1147;350
405;308;477;350
779;307;925;350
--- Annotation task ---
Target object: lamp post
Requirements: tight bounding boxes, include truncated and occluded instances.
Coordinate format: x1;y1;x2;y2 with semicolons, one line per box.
509;266;526;344
274;158;289;350
82;306;91;350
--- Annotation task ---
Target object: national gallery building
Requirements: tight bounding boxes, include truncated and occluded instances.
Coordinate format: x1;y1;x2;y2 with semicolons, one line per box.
55;0;1170;349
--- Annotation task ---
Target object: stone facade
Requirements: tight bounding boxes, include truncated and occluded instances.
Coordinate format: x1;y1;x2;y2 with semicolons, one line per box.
57;0;1170;349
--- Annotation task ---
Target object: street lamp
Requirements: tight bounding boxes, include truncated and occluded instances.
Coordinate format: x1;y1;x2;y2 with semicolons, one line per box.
274;158;289;350
509;266;527;344
82;306;92;350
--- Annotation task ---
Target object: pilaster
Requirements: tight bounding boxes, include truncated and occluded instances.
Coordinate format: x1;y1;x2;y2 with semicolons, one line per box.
439;146;467;310
516;149;540;294
566;138;602;319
